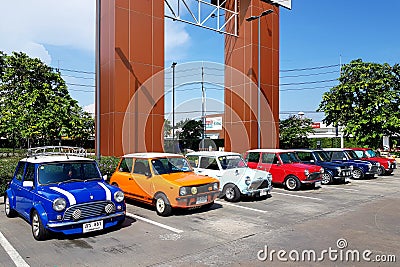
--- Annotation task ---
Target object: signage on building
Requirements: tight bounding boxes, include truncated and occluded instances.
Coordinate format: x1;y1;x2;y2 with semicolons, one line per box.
206;117;223;131
312;122;321;129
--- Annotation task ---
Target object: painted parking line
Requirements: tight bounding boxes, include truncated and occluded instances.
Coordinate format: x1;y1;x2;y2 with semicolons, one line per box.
0;231;30;267
272;191;323;201
126;212;183;234
322;186;359;192
214;200;268;213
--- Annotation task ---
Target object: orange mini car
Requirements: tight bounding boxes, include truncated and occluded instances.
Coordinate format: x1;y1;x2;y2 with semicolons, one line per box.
109;153;219;216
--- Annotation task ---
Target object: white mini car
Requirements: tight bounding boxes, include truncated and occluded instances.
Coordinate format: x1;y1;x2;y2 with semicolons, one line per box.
186;151;272;202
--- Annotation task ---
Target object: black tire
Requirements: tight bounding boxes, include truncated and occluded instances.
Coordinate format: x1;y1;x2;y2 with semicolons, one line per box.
4;194;17;218
223;184;241;202
377;166;386;176
154;194;172;216
284;175;301;191
31;210;49;241
321;172;333;185
352;168;364;179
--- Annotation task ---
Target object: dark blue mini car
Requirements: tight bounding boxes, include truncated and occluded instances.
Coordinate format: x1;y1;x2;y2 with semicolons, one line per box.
4;146;126;240
293;149;353;184
323;148;380;179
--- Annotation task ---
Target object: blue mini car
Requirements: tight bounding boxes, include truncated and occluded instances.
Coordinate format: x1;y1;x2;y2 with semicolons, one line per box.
323;148;380;179
4;146;126;240
293;149;353;184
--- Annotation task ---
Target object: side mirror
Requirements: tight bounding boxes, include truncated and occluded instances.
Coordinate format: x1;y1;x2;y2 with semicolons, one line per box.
103;175;108;181
23;181;34;188
276;162;281;166
343;157;347;160
310;159;315;163
145;172;152;178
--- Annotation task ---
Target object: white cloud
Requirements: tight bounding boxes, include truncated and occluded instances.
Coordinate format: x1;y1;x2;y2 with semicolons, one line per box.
0;0;95;64
165;19;191;61
83;103;95;114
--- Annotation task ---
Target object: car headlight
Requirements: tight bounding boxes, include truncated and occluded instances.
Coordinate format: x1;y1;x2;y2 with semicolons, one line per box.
336;167;341;172
320;167;324;174
213;183;219;191
179;187;187;196
245;176;251;186
53;198;67;212
376;162;380;167
267;173;272;181
388;160;391;166
114;191;124;202
304;169;310;176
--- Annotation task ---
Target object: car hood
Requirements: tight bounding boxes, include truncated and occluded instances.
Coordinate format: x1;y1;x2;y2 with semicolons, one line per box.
161;172;218;186
223;168;271;181
286;163;321;172
40;181;116;205
317;161;348;169
366;156;395;163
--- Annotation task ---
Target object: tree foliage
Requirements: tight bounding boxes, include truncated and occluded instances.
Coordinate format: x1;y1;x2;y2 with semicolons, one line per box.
178;119;203;150
0;51;94;147
279;115;314;148
317;59;400;148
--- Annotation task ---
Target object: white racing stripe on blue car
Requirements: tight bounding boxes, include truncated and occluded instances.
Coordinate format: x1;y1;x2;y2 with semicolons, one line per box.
98;182;112;201
50;187;76;205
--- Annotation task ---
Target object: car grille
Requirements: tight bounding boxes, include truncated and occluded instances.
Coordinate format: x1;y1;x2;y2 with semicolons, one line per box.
63;201;115;221
339;168;352;177
249;179;270;190
192;183;215;194
370;166;379;173
307;172;321;181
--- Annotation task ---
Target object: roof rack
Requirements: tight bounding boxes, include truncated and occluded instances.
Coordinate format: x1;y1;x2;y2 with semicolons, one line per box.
27;146;87;158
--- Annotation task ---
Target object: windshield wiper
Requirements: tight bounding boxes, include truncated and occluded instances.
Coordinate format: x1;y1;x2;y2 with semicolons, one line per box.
84;177;101;182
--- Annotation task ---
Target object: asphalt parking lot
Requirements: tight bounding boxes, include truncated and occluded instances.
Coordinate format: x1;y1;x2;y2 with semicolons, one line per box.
1;170;399;267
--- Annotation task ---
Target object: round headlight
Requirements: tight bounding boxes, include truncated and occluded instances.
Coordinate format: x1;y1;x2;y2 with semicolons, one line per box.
267;173;272;181
191;187;198;195
179;187;187;196
114;191;124;202
336;167;341;172
245;176;251;186
53;198;67;212
376;162;380;167
304;169;310;176
213;183;219;191
320;167;324;174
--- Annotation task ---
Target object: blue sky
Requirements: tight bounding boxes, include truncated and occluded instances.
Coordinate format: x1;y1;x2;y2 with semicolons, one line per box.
1;0;399;122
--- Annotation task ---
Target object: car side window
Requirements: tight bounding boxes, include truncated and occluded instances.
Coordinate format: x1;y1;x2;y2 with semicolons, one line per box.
24;163;35;182
261;153;275;164
133;159;150;175
354;151;364;158
331;152;344;160
119;158;133;173
15;162;26;181
297;152;312;161
186;155;199;168
246;152;260;163
273;155;280;164
199;157;219;170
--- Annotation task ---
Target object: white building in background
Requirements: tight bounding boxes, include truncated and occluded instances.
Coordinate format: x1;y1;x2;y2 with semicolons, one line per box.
308;122;344;148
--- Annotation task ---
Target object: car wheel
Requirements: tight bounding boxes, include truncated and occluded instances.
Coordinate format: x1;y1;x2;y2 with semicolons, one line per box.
224;184;241;202
31;210;49;241
321;172;333;185
352;168;364;179
4;194;16;218
285;176;301;191
377;166;386;176
154;194;172;217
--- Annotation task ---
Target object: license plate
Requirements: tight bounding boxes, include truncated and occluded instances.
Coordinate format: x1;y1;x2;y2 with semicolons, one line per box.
315;181;322;187
260;189;268;196
83;220;103;233
196;195;208;204
345;177;351;182
344;171;351;176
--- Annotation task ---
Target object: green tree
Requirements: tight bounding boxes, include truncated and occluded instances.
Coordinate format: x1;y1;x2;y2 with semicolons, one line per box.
163;119;172;137
317;59;400;148
279;115;314;148
178;119;203;150
0;51;94;147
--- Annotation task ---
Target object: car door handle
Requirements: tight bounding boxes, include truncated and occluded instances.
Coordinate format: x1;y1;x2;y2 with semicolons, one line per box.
257;166;263;169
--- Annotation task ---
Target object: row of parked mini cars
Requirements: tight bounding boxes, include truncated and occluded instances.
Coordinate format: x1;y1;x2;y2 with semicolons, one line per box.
4;146;396;240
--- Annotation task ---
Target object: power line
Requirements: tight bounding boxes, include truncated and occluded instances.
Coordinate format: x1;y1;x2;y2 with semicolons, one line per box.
279;70;338;78
280;64;340;72
57;68;95;74
280;79;337;86
62;74;95;80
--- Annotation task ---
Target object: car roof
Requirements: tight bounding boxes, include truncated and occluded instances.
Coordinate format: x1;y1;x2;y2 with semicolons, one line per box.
246;148;293;153
291;149;324;152
186;151;241;157
349;147;371;151
123;152;183;159
21;155;94;164
323;148;352;151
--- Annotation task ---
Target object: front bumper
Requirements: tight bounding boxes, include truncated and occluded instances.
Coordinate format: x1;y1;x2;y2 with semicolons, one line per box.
301;179;322;184
242;185;272;196
175;191;219;208
46;212;126;235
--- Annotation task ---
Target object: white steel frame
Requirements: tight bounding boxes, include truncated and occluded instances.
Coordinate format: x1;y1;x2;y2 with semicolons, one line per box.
165;0;238;36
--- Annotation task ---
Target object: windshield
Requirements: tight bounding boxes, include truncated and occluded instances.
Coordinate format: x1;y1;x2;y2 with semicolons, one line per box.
151;157;192;175
345;150;359;160
38;161;101;185
365;149;376;157
314;151;330;161
280;152;301;164
218;155;247;170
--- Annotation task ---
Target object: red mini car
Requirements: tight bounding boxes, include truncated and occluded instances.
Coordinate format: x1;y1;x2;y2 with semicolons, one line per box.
245;149;323;190
350;148;397;176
